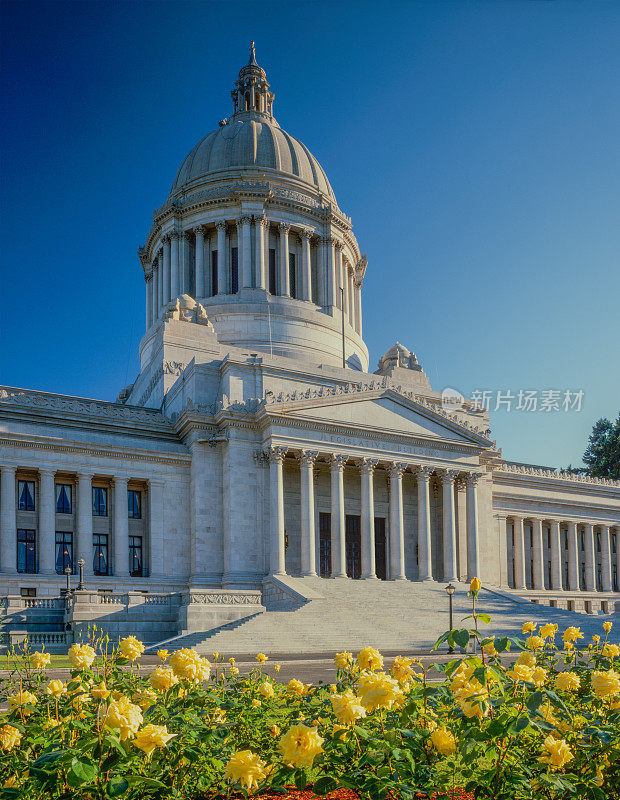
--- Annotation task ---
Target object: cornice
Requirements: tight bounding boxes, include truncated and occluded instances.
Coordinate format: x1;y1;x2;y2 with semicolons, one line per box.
496;462;620;489
492;492;620;521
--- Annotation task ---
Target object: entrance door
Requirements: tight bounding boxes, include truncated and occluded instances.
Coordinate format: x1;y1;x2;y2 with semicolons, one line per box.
319;512;331;578
375;517;387;580
346;515;361;579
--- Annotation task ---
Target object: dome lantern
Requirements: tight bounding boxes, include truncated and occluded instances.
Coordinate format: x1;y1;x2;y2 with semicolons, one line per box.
230;41;275;119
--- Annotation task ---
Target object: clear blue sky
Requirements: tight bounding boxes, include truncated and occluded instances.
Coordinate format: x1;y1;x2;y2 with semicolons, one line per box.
1;0;618;468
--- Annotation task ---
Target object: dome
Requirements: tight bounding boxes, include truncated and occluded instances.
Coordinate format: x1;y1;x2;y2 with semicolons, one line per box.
169;43;336;203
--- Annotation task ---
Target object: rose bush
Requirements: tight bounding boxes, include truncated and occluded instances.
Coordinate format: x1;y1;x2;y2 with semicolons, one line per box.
0;586;618;799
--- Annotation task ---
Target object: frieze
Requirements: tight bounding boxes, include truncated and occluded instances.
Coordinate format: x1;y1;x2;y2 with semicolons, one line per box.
182;592;262;605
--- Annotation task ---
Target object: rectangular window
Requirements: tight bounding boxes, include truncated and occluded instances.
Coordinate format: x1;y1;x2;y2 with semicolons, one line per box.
612;533;617;554
580;532;585;551
211;250;218;295
596;532;601;552
55;531;73;574
288;252;296;298
18;480;35;511
529;531;533;548
93;534;108;576
17;529;36;573
319;512;331;578
92;487;108;516
547;531;551;549
564;531;568;550
129;536;143;577
128;490;141;519
269;248;276;294
231;246;239;293
56;484;72;514
20;587;36;597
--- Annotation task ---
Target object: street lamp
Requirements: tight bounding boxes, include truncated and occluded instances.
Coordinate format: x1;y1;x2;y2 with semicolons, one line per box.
64;565;72;593
77;558;85;590
445;583;456;653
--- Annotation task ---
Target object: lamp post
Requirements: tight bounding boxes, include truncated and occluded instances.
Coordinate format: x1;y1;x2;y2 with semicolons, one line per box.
77;558;85;590
445;582;455;653
64;565;72;594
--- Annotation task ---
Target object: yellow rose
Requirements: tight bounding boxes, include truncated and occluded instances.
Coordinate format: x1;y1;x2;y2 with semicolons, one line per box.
526;636;545;651
515;650;537;669
483;640;498;657
522;621;536;634
91;681;110;700
331;689;367;726
30;651;51;670
212;652;220;660
358;671;404;712
251;698;261;708
602;643;620;658
133;689;157;710
103;696;143;740
259;681;274;698
157;649;169;661
357;647;383;671
229;657;236;665
391;655;415;684
562;626;583;644
45;680;67;697
539;623;558;640
229;665;239;676
334;651;353;670
149;667;178;693
507;664;534;683
224;749;267;791
592;634;600;645
68;643;96;670
0;724;22;752
132;724;176;760
603;621;613;633
591;670;620;698
555;671;580;692
274;664;281;673
169;649;211;683
213;708;226;723
278;724;324;768
469;576;482;593
430;726;456;755
8;690;37;715
531;667;547;687
269;724;280;737
287;678;306;696
540;735;573;770
460;698;488;718
255;653;268;664
118;636;145;662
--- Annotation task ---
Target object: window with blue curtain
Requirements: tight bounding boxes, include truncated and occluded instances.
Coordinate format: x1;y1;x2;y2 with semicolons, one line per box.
93;534;108;575
128;490;141;519
55;532;73;574
129;536;143;577
56;484;72;514
92;487;108;516
18;480;35;511
17;529;36;573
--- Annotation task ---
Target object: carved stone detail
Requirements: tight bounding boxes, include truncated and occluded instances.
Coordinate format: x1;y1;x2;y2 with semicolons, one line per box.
266;445;288;464
329;453;348;470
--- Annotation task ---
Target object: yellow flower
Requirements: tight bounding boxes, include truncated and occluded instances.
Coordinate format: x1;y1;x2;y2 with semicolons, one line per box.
68;643;96;670
259;681;274;698
460;698;489;719
329;684;337;693
169;649;211;683
157;649;169;661
279;724;324;768
507;664;534;683
8;690;37;715
391;655;415;684
149;667;178;693
603;621;613;633
213;708;226;723
255;652;268;664
469;577;481;593
602;643;620;658
132;724;176;760
555;671;580;692
515;650;537;669
224;749;267;791
357;647;383;671
562;626;583;644
133;689;157;710
70;683;92;705
91;681;110;700
539;623;558;640
526;636;545;651
103;696;143;740
251;698;261;708
274;664;281;673
269;724;280;737
430;726;456;755
531;667;547;687
287;678;306;696
483;640;498;657
591;670;620;698
592;634;600;645
358;671;404;712
30;651;51;670
229;665;239;676
229;657;236;665
212;651;220;660
331;689;367;726
540;735;573;770
45;679;67;697
118;636;145;662
522;621;536;634
334;651;353;670
0;724;22;751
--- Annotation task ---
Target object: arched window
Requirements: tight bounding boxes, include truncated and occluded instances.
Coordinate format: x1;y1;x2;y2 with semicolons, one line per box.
255;94;261;111
245;92;250;111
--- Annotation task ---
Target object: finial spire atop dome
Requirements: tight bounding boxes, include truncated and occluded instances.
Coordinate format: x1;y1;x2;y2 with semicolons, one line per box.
231;43;275;119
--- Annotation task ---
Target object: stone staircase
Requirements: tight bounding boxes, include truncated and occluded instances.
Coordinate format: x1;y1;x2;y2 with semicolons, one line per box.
149;577;619;656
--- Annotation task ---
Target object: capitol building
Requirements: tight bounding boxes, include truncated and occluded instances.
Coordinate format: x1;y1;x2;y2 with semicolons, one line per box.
1;47;618;646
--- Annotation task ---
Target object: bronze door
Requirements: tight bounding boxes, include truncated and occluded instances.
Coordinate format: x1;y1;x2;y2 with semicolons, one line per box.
345;514;361;579
319;512;331;578
374;517;387;580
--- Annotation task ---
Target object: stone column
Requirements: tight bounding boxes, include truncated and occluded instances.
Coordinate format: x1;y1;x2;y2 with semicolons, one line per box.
465;472;482;579
567;521;579;591
268;446;287;576
326;237;336;308
162;237;171;307
240;217;252;288
335;243;345;311
441;470;458;582
0;466;16;574
389;462;407;580
194;226;205;298
532;517;545;589
497;515;508;587
39;469;56;575
216;221;227;294
416;466;433;580
584;522;596;590
316;236;325;306
114;477;129;577
600;525;611;592
360;458;378;579
355;280;362;336
76;472;93;577
329;454;347;578
299;450;318;577
550;520;562;589
157;255;164;314
148;479;164;578
300;229;312;301
150;269;157;324
145;274;152;329
170;231;180;299
513;517;526;590
348;268;355;327
256;217;268;290
279;223;290;296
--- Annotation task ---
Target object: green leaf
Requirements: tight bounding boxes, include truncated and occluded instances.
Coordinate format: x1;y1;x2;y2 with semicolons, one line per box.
526;690;544;712
107;777;129;797
313;776;339;794
454;629;470;649
125;776;168;790
495;637;510;652
294;770;307;790
476;613;491;624
70;757;98;785
31;749;67;769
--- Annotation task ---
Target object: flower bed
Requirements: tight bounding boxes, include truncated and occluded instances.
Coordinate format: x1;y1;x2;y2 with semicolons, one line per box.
0;580;618;799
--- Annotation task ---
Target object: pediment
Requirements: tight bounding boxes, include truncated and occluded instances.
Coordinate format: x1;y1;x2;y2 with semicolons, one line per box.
266;388;492;447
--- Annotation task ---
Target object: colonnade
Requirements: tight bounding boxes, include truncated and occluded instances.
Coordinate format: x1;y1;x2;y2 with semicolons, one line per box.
145;219;362;333
502;515;619;593
265;447;482;582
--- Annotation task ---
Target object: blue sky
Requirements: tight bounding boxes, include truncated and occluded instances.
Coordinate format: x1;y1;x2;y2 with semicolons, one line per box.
1;0;618;468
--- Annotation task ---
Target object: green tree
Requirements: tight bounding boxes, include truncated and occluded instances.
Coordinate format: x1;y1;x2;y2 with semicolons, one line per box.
582;414;620;480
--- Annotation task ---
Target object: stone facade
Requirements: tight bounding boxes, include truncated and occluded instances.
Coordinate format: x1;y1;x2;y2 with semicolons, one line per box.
1;46;618;641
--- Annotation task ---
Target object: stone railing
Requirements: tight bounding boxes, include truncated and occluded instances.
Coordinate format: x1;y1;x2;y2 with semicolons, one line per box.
1;596;65;614
498;463;620;487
